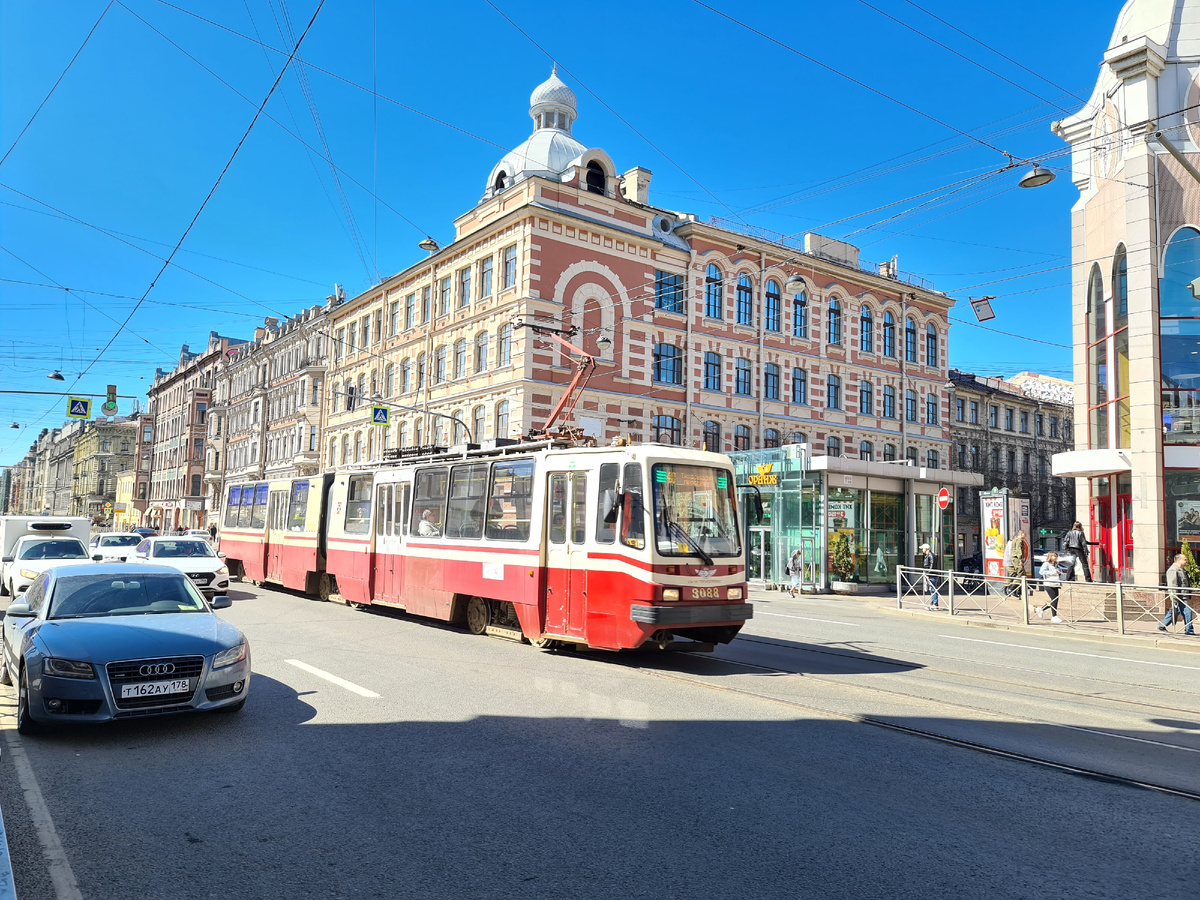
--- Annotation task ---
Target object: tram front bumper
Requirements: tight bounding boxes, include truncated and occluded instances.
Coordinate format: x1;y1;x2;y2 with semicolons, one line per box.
630;603;754;625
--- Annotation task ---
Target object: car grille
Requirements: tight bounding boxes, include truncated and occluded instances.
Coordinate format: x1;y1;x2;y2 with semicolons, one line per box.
114;704;193;719
205;684;238;702
107;656;204;710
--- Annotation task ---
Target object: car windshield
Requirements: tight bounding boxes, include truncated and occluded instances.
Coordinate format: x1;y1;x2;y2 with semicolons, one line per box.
651;464;741;559
49;573;208;618
151;540;215;559
18;539;88;561
101;535;142;548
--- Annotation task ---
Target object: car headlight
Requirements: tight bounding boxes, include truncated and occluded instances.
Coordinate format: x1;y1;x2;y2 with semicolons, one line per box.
216;566;229;575
212;643;247;669
18;569;38;580
44;658;96;679
662;588;680;602
727;587;743;600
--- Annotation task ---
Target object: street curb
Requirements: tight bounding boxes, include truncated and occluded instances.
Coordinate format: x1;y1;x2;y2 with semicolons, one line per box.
748;590;1200;656
0;789;15;900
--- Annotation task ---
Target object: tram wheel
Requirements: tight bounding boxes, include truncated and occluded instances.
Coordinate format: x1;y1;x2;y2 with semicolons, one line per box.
466;596;491;635
317;573;333;602
530;636;559;651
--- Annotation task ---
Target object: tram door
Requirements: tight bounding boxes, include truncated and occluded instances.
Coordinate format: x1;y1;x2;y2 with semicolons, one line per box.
748;527;771;582
266;490;288;583
373;483;407;603
544;472;588;638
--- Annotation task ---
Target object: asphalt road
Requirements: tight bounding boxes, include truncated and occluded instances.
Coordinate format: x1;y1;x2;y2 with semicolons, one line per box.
0;584;1196;900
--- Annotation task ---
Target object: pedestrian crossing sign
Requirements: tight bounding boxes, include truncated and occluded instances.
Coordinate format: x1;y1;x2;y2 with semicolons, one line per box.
371;405;389;425
66;397;91;419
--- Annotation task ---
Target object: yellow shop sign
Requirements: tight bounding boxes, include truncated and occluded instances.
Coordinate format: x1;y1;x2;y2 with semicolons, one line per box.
747;463;778;486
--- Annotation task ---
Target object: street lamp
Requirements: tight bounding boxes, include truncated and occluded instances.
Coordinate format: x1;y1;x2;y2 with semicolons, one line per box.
8;423;19;429
47;370;65;381
597;335;612;352
418;236;440;253
1018;165;1055;189
784;273;808;293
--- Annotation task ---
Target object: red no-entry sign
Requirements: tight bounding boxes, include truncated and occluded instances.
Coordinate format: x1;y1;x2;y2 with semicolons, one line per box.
937;488;950;510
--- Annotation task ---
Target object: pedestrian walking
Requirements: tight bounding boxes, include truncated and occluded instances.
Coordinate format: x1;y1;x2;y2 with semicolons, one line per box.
208;523;217;542
921;543;940;609
785;549;803;597
1035;551;1064;623
1061;521;1097;582
1005;530;1029;599
1157;554;1196;636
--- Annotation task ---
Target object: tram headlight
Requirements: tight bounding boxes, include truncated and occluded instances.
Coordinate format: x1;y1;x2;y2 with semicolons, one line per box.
662;588;680;602
727;587;743;600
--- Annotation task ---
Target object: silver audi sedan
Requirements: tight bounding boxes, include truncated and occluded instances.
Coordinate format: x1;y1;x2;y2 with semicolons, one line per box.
1;564;250;734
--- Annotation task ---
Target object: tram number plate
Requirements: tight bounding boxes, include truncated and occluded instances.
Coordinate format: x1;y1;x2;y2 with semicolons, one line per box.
691;587;721;600
121;679;190;698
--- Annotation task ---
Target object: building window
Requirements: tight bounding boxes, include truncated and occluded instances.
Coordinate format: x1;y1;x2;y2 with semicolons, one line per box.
502;245;518;289
704;352;722;391
969;401;979;424
497;324;513;367
860;440;873;461
991;447;1000;471
1005;408;1014;431
957;444;966;468
792;368;807;404
473;406;485;442
789;431;807;445
385;364;395;396
416;354;427;390
655;270;684;313
475;333;489;374
374;309;382;343
653;344;683;384
735;359;752;395
827;298;842;345
882;384;896;418
764;280;781;332
1019;411;1029;433
653;415;681;445
989;405;998;428
970;445;979;468
764;363;780;400
859;380;873;416
458;267;472;308
883;312;896;357
905;389;917;422
705;265;723;319
495;400;509;439
926;393;938;425
736;274;753;326
454;340;467;380
435;347;447;383
404;293;416;331
905;318;917;362
883;443;896;462
703;421;721;452
860;307;873;352
955;398;964;421
1050;415;1059;438
763;428;781;448
1023;452;1031;475
400;360;411;394
827;374;842;410
734;425;751;451
927;450;939;470
827;436;842;457
926;324;938;367
389;300;400;336
1036;413;1044;435
793;293;808;337
421;286;431;323
480;257;493;298
1007;450;1016;473
906;446;918;465
438;277;451;317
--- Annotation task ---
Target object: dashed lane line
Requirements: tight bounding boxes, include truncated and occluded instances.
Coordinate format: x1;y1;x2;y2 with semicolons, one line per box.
756;612;861;627
284;659;380;697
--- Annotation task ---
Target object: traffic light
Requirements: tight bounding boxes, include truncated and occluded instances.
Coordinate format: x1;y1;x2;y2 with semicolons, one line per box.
102;384;118;415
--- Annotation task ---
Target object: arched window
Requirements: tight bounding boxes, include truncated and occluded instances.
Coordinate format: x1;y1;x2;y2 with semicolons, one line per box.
704;351;722;391
417;353;427;390
927;449;940;470
369;370;378;397
827;298;842;345
493;171;507;192
905;317;917;362
495;400;510;439
826;436;842;457
354;432;363;462
793;292;808;337
883;312;896;357
398;421;408;448
497;324;513;367
1160;228;1200;447
827;374;841;410
385;364;395;397
860;307;874;352
764;280;781;331
415;419;424;447
883;443;896;462
454;340;467;379
735;359;752;395
764;363;780;400
435;347;447;383
736;274;753;325
705;265;723;319
734;424;751;450
703;421;721;452
859;379;873;416
764;428;781;448
475;332;489;373
472;406;485;443
652;415;681;445
585;160;605;194
905;389;917;422
926;324;938;367
452;410;466;445
789;431;807;445
859;440;873;461
329;438;336;467
926;392;939;424
653;344;683;384
1087;263;1108;448
792;368;807;404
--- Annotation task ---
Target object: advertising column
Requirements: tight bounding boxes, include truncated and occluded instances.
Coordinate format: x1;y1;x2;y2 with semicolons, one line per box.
980;490;1009;578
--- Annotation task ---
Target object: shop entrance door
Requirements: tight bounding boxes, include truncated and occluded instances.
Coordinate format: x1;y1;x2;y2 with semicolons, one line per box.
1089;494;1113;582
748;527;771;582
1117;493;1132;582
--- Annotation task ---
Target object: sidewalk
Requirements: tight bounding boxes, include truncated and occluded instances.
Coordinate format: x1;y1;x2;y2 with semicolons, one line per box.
746;584;1200;655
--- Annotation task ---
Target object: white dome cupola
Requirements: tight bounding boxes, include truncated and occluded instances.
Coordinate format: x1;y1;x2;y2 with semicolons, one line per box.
529;64;577;133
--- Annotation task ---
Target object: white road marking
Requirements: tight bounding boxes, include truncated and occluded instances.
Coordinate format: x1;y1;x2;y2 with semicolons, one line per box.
1049;722;1200;754
938;635;1200;671
758;612;861;627
284;659;380;697
1;731;83;900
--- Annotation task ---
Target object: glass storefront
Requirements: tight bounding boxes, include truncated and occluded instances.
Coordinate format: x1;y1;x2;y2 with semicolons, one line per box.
867;492;904;584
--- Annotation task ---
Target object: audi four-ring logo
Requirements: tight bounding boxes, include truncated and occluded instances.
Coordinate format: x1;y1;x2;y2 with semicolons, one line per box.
139;663;175;677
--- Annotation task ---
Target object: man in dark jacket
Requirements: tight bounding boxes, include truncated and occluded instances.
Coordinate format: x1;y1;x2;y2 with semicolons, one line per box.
1158;554;1195;635
1061;521;1097;582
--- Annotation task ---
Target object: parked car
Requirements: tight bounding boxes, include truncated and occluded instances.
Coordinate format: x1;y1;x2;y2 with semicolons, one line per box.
131;527;158;539
0;564;249;734
89;533;144;563
128;537;230;598
184;529;213;542
1033;548;1078;579
1;534;93;596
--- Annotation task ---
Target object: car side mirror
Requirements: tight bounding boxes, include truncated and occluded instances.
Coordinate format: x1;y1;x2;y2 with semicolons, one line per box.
217;551;226;559
210;595;232;610
5;601;33;618
601;489;620;525
92;554;103;562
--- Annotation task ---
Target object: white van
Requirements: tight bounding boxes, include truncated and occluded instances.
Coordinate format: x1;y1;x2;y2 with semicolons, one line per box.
0;517;92;596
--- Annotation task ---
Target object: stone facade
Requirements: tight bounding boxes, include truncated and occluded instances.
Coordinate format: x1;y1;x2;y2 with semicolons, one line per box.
71;418;137;520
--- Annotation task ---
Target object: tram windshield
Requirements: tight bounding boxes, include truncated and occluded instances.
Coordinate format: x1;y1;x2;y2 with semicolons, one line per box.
650;464;741;561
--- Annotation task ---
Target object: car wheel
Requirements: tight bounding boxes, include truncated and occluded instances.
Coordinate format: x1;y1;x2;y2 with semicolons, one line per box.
0;578;8;597
0;641;10;687
16;666;40;736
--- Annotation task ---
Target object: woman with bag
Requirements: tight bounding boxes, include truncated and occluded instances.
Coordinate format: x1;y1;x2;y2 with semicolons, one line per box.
1035;551;1064;623
785;549;803;597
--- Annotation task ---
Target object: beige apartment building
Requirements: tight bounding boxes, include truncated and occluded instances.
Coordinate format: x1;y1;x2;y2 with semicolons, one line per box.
323;70;957;471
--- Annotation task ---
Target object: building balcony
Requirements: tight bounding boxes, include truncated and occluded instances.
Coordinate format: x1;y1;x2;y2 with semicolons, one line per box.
203;470;225;484
301;359;327;374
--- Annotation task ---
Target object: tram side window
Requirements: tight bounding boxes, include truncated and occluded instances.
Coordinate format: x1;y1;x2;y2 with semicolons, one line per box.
397;483;411;536
410;468;449;537
224;486;242;528
288;481;310;532
446;464;488;539
594;463;619;544
237;485;254;528
486;459;535;541
344;475;373;534
571;474;587;544
620;464;645;549
249;484;269;529
375;485;394;536
548;473;568;544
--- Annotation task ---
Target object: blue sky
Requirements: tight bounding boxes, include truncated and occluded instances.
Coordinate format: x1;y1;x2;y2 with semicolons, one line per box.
0;0;1115;466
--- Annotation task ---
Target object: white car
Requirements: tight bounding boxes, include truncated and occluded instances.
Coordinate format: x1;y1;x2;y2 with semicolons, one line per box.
89;533;144;563
2;535;94;595
184;529;214;543
129;537;231;598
